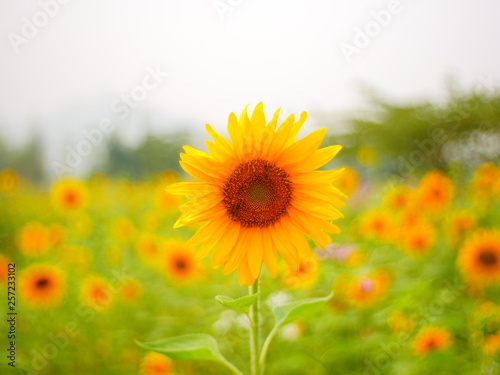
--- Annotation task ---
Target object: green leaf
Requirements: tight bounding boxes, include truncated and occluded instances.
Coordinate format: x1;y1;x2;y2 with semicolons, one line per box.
136;334;244;375
272;292;333;326
136;334;223;361
215;292;260;313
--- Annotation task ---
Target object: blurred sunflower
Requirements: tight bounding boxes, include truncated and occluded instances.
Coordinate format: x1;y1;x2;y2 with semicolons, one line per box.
457;229;500;286
166;103;345;285
140;352;174;375
282;256;319;289
16;221;49;256
412;326;452;356
417;170;454;213
110;217;135;246
19;263;66;308
359;210;394;243
483;333;500;355
399;220;436;256
0;168;19;193
345;270;390;309
120;278;143;303
81;276;113;311
337;166;360;196
163;241;198;282
382;185;414;211
135;234;161;266
50;178;88;212
470;162;500;202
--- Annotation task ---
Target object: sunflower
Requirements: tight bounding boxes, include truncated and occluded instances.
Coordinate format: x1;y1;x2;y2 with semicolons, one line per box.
282;256;319;289
163;241;198;281
16;221;49;256
81;276;113;311
470;162;500;202
19;263;66;308
336;166;360;196
345;270;390;309
109;217;135;245
140;352;174;375
412;326;452;356
399;220;436;256
359;210;394;243
50;178;88;212
0;168;19;193
382;185;414;211
120;278;143;302
417;170;454;213
166;104;345;285
457;229;500;286
136;234;162;266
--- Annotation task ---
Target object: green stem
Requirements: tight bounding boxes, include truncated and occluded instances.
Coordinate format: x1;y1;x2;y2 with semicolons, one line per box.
222;359;245;375
259;324;279;369
249;276;261;375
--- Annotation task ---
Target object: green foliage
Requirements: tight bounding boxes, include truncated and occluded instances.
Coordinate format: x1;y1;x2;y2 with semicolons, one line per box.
98;132;189;179
272;293;333;326
216;293;261;314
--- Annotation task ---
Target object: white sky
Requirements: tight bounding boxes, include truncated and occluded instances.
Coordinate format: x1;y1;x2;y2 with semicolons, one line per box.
0;0;499;174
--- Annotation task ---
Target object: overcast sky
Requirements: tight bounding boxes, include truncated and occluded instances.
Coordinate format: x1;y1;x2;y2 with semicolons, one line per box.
1;0;499;175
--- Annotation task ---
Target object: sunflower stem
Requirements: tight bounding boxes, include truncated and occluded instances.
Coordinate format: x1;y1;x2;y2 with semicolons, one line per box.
249;276;261;375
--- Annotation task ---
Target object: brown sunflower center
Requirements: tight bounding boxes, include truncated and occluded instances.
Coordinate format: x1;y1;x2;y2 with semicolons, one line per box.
223;159;293;228
36;277;50;289
175;258;187;270
478;249;497;267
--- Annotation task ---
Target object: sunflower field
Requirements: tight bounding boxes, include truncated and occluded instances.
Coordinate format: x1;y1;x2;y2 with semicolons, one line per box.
1;104;500;375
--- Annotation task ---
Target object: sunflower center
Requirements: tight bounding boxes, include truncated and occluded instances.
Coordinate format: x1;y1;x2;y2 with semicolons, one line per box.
36;277;50;289
64;191;77;206
223;159;293;228
478;250;497;267
175;258;187;270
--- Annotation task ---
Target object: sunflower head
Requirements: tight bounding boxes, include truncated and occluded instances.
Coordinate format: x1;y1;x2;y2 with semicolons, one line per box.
359;210;394;243
50;178;88;213
19;263;66;308
399;220;436;256
417;170;455;213
336;166;360;196
140;352;174;375
16;221;50;256
344;270;390;309
81;276;113;311
162;241;199;282
0;168;19;193
166;104;345;285
382;185;414;211
458;229;500;286
412;326;452;356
